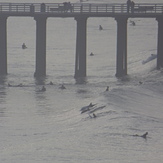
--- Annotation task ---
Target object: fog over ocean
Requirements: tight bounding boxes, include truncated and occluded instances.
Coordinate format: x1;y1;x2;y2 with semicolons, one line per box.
0;0;163;162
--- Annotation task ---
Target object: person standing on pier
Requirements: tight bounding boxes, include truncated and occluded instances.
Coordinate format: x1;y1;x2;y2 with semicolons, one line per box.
30;4;34;13
131;1;135;14
40;3;46;12
127;0;131;13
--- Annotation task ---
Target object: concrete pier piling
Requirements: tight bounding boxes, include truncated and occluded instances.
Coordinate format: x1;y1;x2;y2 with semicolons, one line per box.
115;16;128;77
0;16;8;75
34;16;47;77
74;16;87;78
156;17;163;70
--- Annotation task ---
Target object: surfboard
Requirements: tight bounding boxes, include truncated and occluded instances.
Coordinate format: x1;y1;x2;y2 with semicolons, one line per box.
81;105;97;114
80;103;97;112
88;105;106;114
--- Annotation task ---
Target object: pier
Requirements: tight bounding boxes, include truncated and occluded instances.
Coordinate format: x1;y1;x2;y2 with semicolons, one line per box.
0;2;163;77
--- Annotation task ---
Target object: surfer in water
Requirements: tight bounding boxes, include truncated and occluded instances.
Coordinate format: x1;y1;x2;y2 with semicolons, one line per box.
89;103;94;107
80;103;96;114
105;86;109;91
41;86;46;91
139;81;143;85
133;132;148;139
89;113;97;118
8;83;23;87
22;43;27;49
8;83;12;87
49;81;54;85
130;20;135;26
59;84;66;89
141;132;148;139
99;25;103;30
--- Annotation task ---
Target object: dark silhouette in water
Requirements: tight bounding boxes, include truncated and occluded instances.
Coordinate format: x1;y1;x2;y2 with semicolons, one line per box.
99;25;103;30
8;83;12;87
41;86;46;91
80;103;96;114
22;43;27;49
141;132;148;139
105;86;109;91
8;83;23;87
89;103;94;107
17;83;23;87
90;52;94;56
139;81;143;84
133;132;148;139
130;20;136;26
89;102;96;108
49;81;54;85
89;113;97;118
59;84;66;89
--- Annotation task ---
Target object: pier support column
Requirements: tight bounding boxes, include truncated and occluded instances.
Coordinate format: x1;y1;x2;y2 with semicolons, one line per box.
0;16;8;75
74;16;88;78
156;17;163;69
115;16;128;77
34;16;47;77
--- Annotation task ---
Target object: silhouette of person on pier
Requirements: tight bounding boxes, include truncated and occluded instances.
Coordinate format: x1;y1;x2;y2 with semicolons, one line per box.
63;2;72;12
131;1;135;14
30;4;34;13
41;3;46;12
127;0;132;13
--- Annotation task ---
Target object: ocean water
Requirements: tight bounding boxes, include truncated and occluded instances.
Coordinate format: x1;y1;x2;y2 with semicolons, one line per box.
0;0;163;162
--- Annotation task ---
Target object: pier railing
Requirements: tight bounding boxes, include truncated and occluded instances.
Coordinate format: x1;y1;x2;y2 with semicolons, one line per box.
0;3;163;14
